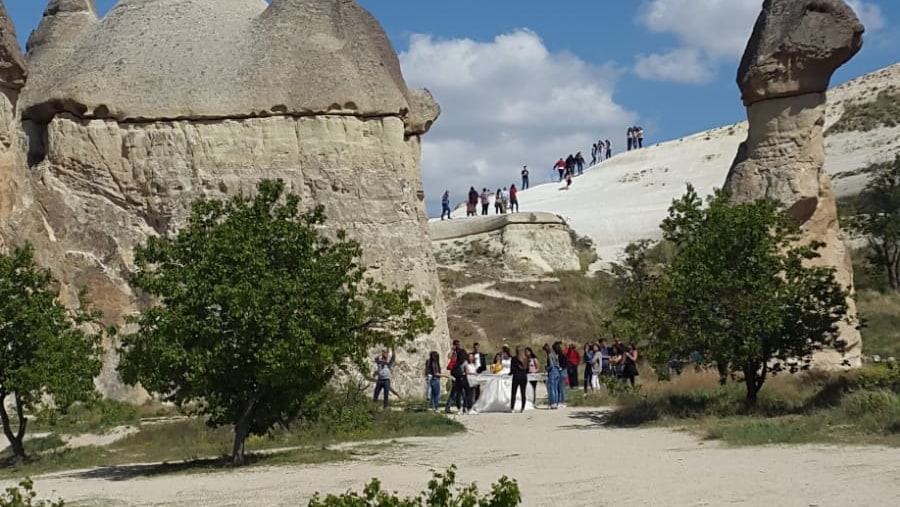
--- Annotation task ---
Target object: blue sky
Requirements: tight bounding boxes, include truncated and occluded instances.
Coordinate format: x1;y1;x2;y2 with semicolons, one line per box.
6;1;899;215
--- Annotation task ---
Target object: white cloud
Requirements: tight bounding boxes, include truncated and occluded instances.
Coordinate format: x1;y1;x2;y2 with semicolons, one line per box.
847;0;886;32
633;48;715;84
633;0;886;84
400;30;638;215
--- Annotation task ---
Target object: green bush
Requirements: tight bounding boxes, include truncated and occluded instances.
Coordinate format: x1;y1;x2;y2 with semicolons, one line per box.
307;466;521;507
34;399;140;434
0;479;64;507
855;364;900;393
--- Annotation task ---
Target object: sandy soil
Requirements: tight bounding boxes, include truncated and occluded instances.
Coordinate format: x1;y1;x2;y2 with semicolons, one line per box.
9;407;900;507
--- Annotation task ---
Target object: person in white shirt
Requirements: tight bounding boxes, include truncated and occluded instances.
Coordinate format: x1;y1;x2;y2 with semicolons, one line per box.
463;353;480;414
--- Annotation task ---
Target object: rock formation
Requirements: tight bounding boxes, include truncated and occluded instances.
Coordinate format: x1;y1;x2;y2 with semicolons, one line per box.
1;0;449;398
430;213;583;277
724;0;864;367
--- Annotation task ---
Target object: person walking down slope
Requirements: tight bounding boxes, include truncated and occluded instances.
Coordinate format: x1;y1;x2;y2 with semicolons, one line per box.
441;190;452;220
467;186;478;217
509;184;519;213
565;154;575;179
565;169;573;189
590;143;598;166
373;348;395;410
554;157;566;182
521;166;530;189
480;187;491;216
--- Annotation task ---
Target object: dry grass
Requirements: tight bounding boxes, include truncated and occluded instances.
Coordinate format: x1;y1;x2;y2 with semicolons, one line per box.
827;89;900;135
444;272;622;354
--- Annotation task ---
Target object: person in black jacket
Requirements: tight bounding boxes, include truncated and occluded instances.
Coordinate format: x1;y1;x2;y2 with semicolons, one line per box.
447;345;472;414
510;347;529;413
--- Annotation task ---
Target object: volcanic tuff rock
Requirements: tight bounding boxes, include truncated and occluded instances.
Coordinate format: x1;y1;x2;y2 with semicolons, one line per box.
724;0;864;367
1;0;448;398
430;213;582;277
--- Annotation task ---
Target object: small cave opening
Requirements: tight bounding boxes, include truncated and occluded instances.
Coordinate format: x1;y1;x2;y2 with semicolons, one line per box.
23;120;49;167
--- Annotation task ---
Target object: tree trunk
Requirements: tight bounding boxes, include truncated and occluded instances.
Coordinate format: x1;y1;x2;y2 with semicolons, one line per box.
231;395;259;466
743;365;759;409
0;393;28;463
743;362;768;410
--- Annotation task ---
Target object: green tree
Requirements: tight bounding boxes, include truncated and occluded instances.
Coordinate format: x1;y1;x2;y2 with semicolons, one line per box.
615;186;851;406
307;466;521;507
0;245;102;463
118;180;434;466
845;154;900;291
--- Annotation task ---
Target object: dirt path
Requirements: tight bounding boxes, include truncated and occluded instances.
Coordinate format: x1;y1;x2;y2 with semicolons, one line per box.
11;408;900;506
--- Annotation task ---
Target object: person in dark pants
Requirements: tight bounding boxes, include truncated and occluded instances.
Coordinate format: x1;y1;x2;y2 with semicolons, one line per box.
622;344;639;387
373;348;394;409
583;343;594;393
447;345;471;413
564;343;581;390
510;348;529;413
444;340;460;412
521;166;530;189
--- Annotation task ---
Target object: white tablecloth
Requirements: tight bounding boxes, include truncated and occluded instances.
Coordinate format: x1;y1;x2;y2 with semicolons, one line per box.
468;374;547;413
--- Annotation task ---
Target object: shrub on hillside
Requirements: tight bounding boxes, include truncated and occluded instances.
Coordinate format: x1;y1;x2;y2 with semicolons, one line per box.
307;466;521;507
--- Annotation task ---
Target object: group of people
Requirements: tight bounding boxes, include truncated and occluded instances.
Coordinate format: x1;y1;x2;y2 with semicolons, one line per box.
560;340;640;393
426;341;542;414
415;338;641;414
440;184;523;220
627;126;646;151
591;140;612;165
553;153;585;189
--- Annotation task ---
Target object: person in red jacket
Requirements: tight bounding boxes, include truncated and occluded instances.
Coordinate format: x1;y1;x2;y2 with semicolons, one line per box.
564;343;581;390
509;184;519;213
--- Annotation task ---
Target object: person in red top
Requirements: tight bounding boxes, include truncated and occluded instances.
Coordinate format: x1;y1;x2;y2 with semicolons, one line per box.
554;158;566;182
509;184;519;213
564;343;581;390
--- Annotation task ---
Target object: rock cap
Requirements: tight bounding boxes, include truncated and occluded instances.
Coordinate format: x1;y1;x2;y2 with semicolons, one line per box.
738;0;864;106
20;0;436;134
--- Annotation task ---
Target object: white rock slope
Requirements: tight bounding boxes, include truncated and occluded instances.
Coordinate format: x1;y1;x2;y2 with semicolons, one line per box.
515;63;900;263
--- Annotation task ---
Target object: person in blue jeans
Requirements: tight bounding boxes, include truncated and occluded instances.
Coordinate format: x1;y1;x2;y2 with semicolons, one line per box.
373;348;394;409
553;342;568;406
425;351;443;411
440;190;452;220
544;343;559;410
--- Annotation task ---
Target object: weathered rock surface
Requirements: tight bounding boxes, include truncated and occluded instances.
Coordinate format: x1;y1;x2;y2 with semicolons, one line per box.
431;213;582;277
20;0;435;131
724;0;864;367
738;0;864;106
1;0;448;398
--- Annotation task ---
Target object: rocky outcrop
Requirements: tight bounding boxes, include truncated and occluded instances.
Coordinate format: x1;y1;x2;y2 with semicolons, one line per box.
1;0;448;398
431;213;582;277
724;0;864;367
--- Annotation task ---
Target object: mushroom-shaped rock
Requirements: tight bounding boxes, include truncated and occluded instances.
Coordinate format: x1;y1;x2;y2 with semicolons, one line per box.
738;0;864;106
20;0;418;124
0;1;26;94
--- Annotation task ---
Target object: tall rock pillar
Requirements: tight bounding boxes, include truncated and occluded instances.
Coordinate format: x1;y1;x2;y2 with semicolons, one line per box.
724;0;865;367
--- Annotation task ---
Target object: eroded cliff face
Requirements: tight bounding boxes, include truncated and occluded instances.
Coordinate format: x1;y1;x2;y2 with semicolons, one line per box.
1;0;449;398
724;0;865;367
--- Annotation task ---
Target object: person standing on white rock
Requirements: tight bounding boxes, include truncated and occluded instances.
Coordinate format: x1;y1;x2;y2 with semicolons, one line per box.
441;190;452;220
